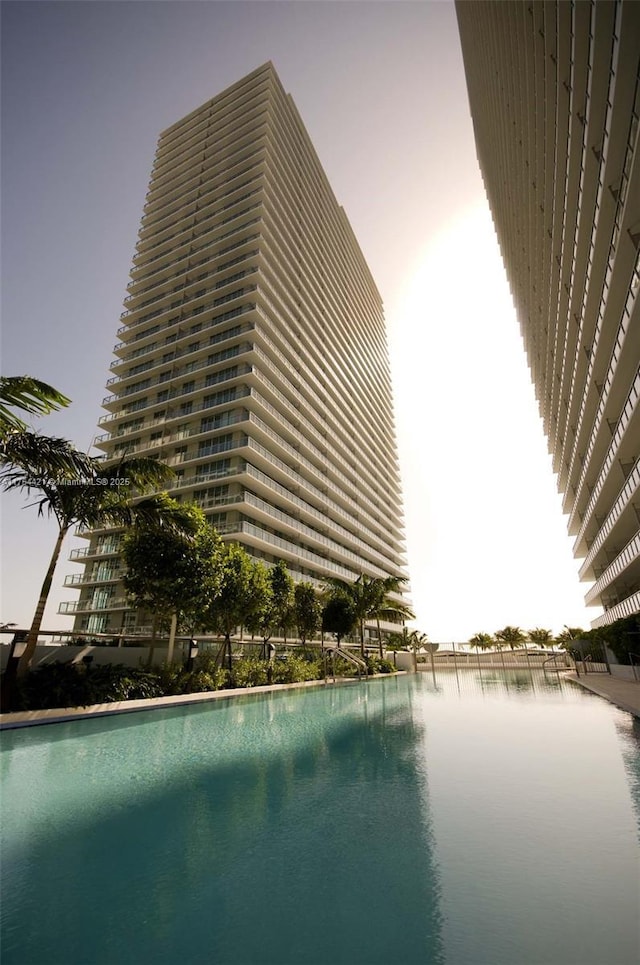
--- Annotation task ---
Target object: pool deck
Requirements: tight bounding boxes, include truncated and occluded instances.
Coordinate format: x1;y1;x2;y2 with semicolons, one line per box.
565;668;640;718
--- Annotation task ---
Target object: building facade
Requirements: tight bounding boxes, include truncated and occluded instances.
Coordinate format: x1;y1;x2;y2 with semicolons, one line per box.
60;63;408;636
456;0;640;626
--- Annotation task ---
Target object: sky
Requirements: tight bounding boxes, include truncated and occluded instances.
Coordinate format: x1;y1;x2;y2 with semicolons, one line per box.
0;0;600;641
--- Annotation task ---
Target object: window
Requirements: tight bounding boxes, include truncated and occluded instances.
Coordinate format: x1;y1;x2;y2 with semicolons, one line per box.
198;433;232;455
202;387;233;409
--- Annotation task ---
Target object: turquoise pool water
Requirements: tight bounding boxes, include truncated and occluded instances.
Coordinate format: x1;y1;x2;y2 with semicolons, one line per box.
1;671;639;965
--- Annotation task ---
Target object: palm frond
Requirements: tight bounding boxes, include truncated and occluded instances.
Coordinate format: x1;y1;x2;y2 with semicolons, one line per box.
0;376;71;435
0;433;94;482
127;494;201;536
98;456;174;491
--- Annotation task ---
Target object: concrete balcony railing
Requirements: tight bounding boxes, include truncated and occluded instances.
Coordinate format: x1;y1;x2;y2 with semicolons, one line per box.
572;369;640;539
97;363;252;424
578;459;640;574
118;261;258;329
112;293;256;356
94;387;251;443
585;530;640;605
104;343;253;402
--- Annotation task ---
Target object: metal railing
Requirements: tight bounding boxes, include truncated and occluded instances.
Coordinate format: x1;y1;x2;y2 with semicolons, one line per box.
324;645;367;680
542;652;571;673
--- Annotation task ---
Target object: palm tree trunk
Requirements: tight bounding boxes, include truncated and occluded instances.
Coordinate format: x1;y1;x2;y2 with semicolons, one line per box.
17;525;69;678
376;617;383;659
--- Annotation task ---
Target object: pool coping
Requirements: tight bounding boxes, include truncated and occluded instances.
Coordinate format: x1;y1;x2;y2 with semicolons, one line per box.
564;672;640;718
0;673;406;730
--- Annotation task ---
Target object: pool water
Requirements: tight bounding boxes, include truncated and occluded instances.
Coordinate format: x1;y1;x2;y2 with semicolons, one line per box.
1;671;639;965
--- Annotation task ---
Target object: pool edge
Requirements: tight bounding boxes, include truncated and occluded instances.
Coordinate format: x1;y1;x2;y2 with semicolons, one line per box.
0;672;407;730
565;673;640;719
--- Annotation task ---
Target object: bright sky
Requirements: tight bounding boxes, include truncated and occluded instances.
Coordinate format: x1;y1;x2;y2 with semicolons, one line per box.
0;0;599;641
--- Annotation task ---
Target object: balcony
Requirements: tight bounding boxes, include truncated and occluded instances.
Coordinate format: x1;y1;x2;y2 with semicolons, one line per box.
69;544;121;561
58;597;129;615
63;570;122;587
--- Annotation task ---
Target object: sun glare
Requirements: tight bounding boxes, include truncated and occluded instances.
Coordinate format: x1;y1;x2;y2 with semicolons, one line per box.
388;203;597;640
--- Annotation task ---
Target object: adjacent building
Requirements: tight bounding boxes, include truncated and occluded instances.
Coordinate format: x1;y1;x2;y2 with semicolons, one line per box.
456;0;640;625
60;62;408;636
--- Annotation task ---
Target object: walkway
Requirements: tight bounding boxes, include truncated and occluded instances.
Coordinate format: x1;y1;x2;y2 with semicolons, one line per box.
565;668;640;718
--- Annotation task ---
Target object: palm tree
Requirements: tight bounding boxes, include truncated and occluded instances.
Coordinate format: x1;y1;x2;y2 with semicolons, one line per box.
386;626;414;651
371;575;415;658
1;430;95;484
0;375;71;436
407;630;429;653
1;376;97;479
468;632;493;652
494;626;526;651
324;574;414;657
527;628;554;649
2;449;176;680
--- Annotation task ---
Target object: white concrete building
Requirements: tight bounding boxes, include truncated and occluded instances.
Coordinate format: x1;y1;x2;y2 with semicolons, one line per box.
60;63;408;635
456;1;640;626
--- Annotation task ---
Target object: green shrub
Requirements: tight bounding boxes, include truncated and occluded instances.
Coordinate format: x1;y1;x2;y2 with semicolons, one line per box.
88;665;164;701
16;662;164;710
330;655;360;677
366;655;396;675
272;654;322;684
230;657;269;688
176;669;227;694
157;659;228;695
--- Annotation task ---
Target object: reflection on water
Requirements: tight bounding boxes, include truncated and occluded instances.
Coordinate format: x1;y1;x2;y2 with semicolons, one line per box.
414;671;640;965
1;681;444;965
616;713;640;830
1;672;639;965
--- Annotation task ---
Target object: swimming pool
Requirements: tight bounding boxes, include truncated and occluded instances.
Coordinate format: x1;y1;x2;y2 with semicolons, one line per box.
1;671;638;965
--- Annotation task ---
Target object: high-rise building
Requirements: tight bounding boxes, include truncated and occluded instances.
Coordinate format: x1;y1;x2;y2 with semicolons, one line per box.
60;63;408;636
456;1;640;626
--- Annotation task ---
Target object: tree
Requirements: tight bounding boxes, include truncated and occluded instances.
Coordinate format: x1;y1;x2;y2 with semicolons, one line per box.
1;451;177;681
203;544;271;671
527;628;554;648
469;632;494;652
122;501;223;655
321;595;357;646
555;627;585;647
0;375;71;436
371;576;415;658
246;559;295;655
494;626;526;651
294;582;322;644
387;627;414;651
0;377;91;479
324;574;414;657
269;560;296;644
406;629;429;653
583;616;640;665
